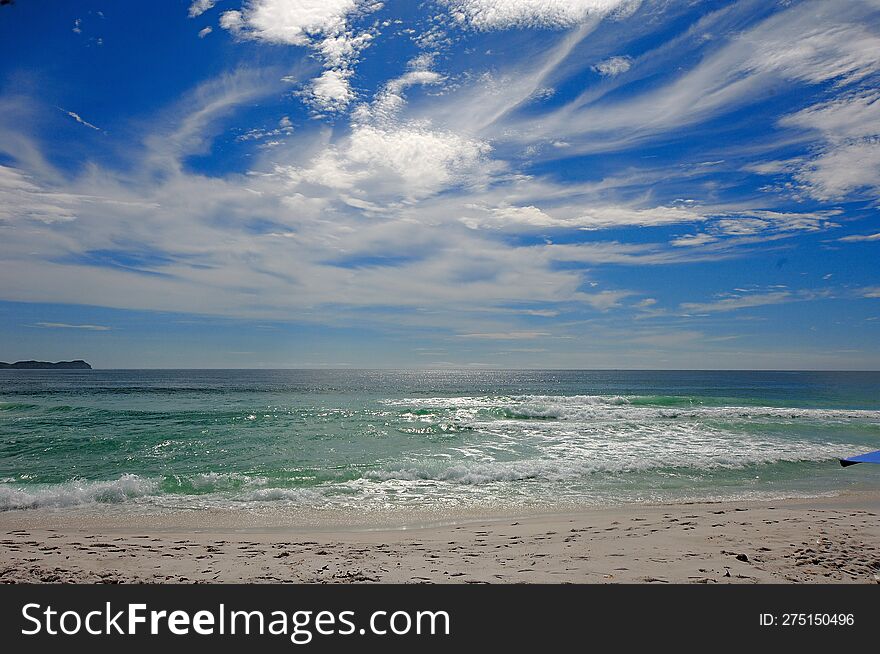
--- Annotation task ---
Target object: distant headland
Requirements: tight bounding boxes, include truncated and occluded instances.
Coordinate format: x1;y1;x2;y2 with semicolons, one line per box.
0;360;92;369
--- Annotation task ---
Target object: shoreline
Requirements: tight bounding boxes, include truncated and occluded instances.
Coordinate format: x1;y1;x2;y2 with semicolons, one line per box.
0;489;864;533
2;491;878;583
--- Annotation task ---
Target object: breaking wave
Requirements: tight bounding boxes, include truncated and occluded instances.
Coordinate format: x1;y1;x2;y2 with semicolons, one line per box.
387;395;880;424
0;474;159;510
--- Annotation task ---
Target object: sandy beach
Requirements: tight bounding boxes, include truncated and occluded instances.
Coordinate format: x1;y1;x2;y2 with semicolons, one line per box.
1;493;878;584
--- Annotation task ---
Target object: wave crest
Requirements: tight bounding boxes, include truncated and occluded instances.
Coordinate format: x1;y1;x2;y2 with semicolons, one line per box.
0;474;158;511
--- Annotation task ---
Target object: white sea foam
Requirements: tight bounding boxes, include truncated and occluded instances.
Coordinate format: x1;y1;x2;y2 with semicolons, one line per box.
386;395;880;424
371;394;878;490
0;474;159;511
364;439;850;485
237;487;325;502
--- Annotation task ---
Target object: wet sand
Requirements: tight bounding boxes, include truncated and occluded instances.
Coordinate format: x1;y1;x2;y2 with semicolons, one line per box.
1;493;878;583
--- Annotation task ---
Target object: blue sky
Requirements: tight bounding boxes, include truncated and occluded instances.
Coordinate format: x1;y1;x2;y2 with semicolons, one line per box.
0;0;879;369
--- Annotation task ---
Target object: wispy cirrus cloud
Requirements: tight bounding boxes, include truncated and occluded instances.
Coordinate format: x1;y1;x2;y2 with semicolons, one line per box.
35;322;112;331
481;0;880;162
670;233;716;248
839;232;880;243
772;90;880;200
58;108;101;131
457;331;551;339
680;292;794;315
678;287;837;316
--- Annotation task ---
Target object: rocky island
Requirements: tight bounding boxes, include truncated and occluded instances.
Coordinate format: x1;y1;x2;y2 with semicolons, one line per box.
0;360;92;369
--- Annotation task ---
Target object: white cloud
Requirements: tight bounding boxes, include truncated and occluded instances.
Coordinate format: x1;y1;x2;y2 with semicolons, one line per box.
744;160;798;175
746;210;839;232
593;55;631;77
461;204;554;229
355;59;445;124
236;115;294;142
417;16;603;137
839;232;880;243
219;9;244;31
189;0;218;18
35;322;112;331
792;140;880;201
460;203;706;231
487;1;880;161
345;124;493;198
143;68;281;170
220;0;361;45
198;26;213;38
273;111;502;204
573;205;703;230
308;69;355;112
442;0;640;30
60;108;101;131
680;292;792;314
782;91;880;142
315;28;374;68
272;120;495;201
0;165;78;224
743;22;880;87
0;146;633;329
457;331;550;339
577;289;631;310
708;210;840;238
445;195;840;243
670;233;716;247
518;309;559;317
713;218;768;236
221;1;381;112
774;90;880;200
388;70;443;94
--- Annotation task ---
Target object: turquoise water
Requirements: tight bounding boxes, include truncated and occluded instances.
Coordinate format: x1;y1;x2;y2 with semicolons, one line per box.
1;370;878;513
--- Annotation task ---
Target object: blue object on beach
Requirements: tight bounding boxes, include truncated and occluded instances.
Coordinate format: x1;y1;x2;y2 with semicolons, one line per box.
839;450;880;466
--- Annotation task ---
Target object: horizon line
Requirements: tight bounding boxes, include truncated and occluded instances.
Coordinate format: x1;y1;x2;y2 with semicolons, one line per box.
3;367;880;373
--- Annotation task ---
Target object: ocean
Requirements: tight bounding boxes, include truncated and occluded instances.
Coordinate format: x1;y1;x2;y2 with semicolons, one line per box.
1;369;878;519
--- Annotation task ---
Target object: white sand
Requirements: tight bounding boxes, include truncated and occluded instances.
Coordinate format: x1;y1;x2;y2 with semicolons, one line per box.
1;493;878;583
